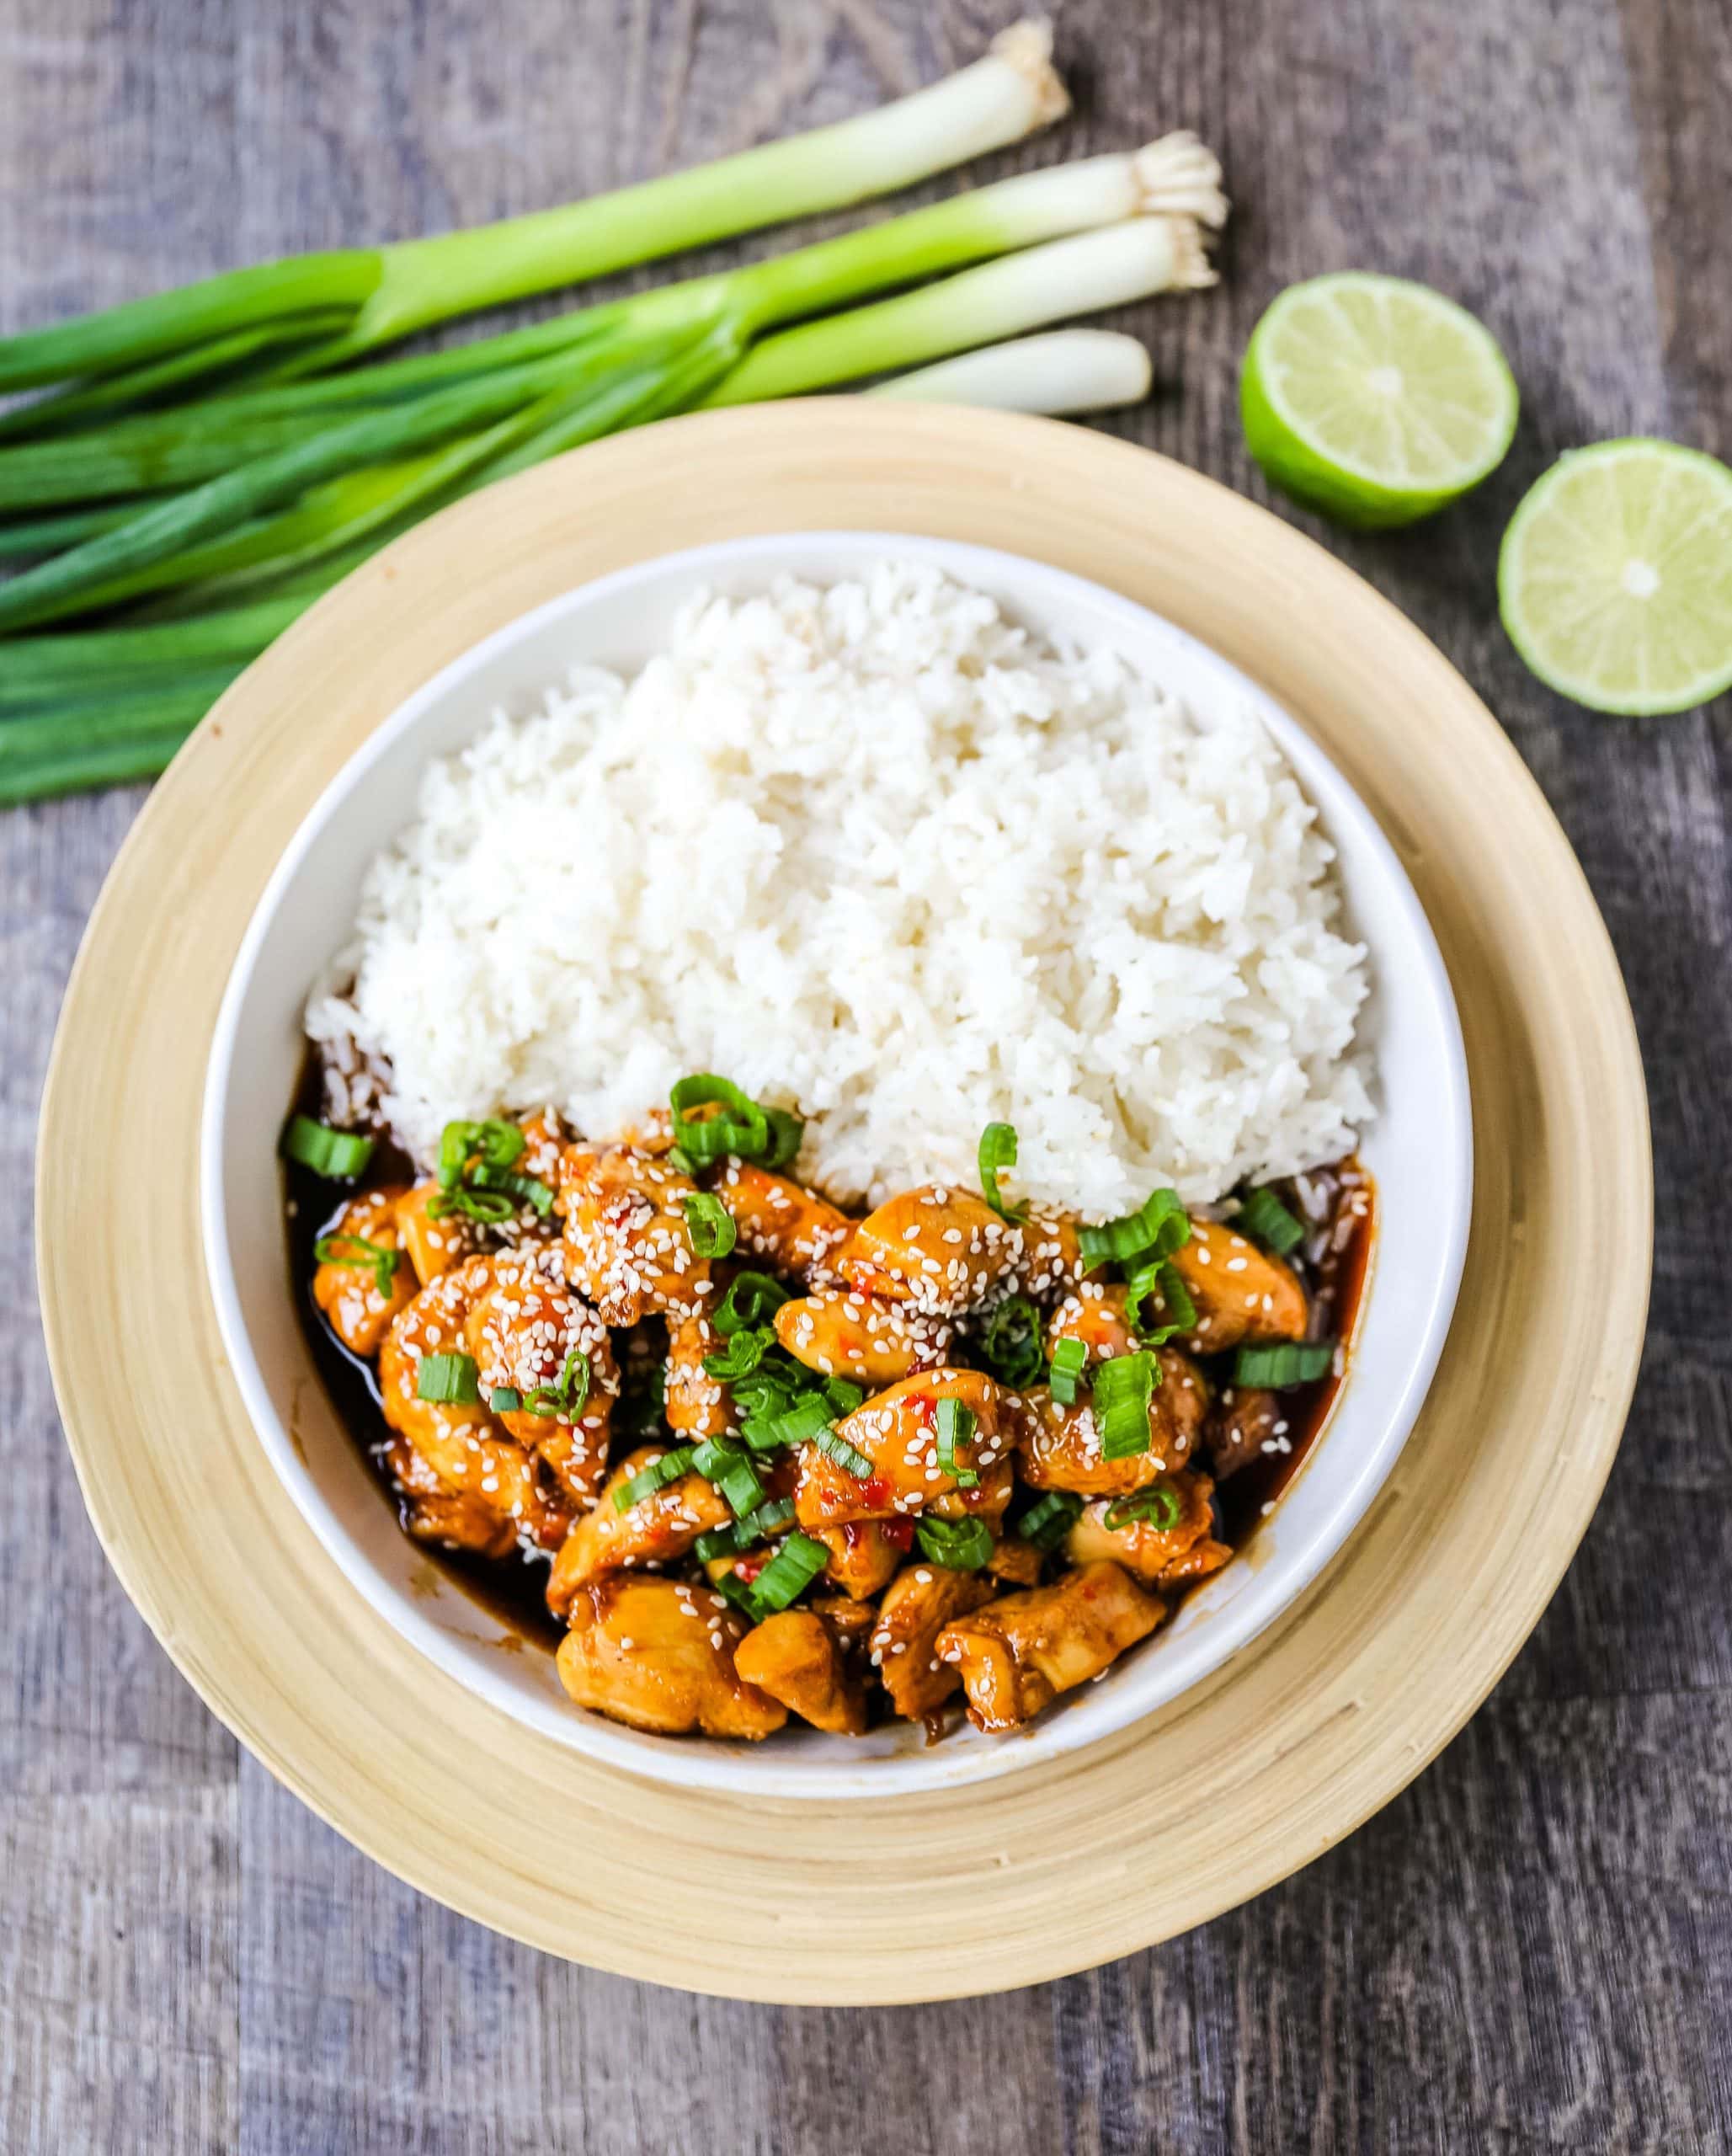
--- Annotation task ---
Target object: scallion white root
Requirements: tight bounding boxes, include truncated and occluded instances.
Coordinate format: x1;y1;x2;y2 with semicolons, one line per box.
870;329;1153;414
706;213;1218;406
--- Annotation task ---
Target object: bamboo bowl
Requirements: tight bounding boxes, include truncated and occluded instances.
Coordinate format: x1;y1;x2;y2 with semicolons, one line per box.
36;405;1650;2002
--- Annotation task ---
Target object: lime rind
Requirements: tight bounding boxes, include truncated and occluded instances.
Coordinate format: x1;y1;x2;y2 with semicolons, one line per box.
1499;439;1732;717
1241;273;1519;528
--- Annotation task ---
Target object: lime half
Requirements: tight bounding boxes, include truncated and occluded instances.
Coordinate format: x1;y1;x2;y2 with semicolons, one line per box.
1499;440;1732;716
1242;273;1519;526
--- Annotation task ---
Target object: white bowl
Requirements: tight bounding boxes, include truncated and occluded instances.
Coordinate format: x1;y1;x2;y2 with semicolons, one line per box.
202;531;1471;1799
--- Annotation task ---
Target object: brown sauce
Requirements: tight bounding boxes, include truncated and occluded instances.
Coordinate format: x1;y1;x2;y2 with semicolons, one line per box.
285;1046;1375;1660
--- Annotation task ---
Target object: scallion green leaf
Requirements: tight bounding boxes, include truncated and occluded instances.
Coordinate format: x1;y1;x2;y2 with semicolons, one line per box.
1048;1336;1087;1406
743;1531;829;1615
669;1074;769;1165
813;1425;874;1480
489;1386;523;1414
415;1353;482;1406
914;1514;993;1571
701;1326;772;1383
1092;1350;1156;1460
692;1438;766;1520
935;1396;979;1489
978;1121;1025;1218
763;1107;805;1169
613;1445;695;1511
312;1231;399;1301
712;1271;791;1337
525;1346;593;1420
1103;1483;1185;1533
979;1293;1043;1388
283;1114;374;1180
681;1191;738;1259
823;1376;866;1417
1077;1187;1190;1272
1235;1187;1306;1257
1015;1489;1082;1552
1233;1341;1335;1389
1123;1258;1196;1348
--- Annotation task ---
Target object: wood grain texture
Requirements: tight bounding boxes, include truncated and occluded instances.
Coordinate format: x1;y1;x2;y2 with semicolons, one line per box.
1;3;1726;2154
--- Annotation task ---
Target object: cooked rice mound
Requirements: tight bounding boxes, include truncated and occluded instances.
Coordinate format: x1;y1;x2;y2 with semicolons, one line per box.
307;562;1372;1214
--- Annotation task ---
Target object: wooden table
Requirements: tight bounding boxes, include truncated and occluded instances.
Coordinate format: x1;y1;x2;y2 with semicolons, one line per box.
3;2;1726;2148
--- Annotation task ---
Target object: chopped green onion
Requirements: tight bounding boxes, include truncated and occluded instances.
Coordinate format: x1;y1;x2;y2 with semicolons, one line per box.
436;1117;524;1186
312;1231;399;1301
472;1166;555;1216
1123;1259;1196;1348
748;1497;796;1539
1092;1349;1156;1459
980;1293;1044;1388
681;1191;738;1259
935;1396;979;1489
1015;1489;1082;1551
669;1074;769;1165
743;1390;835;1453
415;1353;482;1406
698;1493;797;1563
1077;1187;1190;1272
1235;1187;1306;1257
613;1445;695;1511
1048;1336;1087;1406
525;1346;593;1420
813;1425;875;1480
1233;1341;1335;1389
763;1107;805;1169
701;1326;772;1383
692;1437;767;1520
743;1531;829;1615
712;1271;791;1337
978;1121;1025;1218
1104;1484;1183;1532
427;1185;517;1224
489;1386;523;1414
823;1376;866;1417
694;1524;743;1564
915;1515;994;1570
667;1146;695;1176
713;1571;761;1622
282;1114;375;1180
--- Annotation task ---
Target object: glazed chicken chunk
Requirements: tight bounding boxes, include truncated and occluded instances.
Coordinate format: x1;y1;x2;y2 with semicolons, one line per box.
1170;1218;1308;1353
1064;1469;1232;1588
936;1561;1167;1732
556;1577;786;1739
714;1161;855;1283
1015;1348;1207;1497
792;1369;1012;1528
557;1143;716;1326
546;1444;732;1615
734;1609;868;1734
774;1288;951;1385
869;1564;995;1721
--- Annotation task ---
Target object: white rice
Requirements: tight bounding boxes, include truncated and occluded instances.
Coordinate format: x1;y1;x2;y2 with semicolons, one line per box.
306;561;1372;1214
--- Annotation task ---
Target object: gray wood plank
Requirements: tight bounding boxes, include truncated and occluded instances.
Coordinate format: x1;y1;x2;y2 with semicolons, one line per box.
1;0;1728;2147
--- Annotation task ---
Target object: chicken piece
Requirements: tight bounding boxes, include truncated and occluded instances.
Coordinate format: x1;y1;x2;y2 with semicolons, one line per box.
837;1185;1026;1317
557;1143;715;1326
713;1161;856;1284
774;1289;951;1386
394;1180;482;1287
986;1535;1044;1588
869;1565;995;1720
1154;1535;1234;1587
461;1245;618;1506
936;1562;1166;1732
379;1433;518;1559
1043;1281;1137;1369
1014;1348;1207;1497
378;1267;572;1550
1205;1385;1284;1481
664;1312;737;1440
546;1444;732;1617
791;1369;1013;1529
1170;1218;1308;1354
734;1609;868;1735
311;1187;415;1355
925;1454;1016;1530
556;1577;786;1740
514;1110;568;1186
1064;1469;1225;1586
810;1518;913;1599
1021;1208;1106;1299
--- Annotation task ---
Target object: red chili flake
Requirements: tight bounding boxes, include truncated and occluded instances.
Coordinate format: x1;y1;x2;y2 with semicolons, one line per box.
734;1552;770;1584
881;1517;916;1550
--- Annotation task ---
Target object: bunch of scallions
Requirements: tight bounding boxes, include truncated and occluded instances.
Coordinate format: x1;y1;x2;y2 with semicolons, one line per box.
0;23;1228;804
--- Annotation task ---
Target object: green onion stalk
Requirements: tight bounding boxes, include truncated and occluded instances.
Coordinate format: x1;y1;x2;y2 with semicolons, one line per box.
0;139;1220;634
0;152;1226;804
0;21;1068;418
